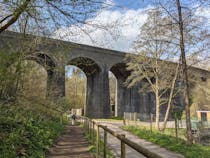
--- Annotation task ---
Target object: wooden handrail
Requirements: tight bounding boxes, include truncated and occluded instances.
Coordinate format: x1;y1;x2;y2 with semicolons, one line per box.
98;124;163;158
80;116;164;158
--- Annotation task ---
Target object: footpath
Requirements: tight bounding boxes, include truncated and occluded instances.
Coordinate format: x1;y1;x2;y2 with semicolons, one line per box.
99;121;185;158
46;124;93;158
46;121;185;158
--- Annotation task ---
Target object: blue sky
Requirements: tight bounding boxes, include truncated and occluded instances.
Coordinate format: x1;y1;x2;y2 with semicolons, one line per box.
112;0;151;10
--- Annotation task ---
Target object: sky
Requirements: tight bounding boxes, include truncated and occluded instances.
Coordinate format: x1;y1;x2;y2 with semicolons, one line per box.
54;0;210;54
56;0;210;74
54;0;153;52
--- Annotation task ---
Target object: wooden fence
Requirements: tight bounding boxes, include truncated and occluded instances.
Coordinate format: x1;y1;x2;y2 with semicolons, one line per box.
80;117;164;158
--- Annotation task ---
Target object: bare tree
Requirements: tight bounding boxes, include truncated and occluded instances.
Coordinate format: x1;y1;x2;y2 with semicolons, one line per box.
0;0;112;35
156;0;210;143
126;8;180;129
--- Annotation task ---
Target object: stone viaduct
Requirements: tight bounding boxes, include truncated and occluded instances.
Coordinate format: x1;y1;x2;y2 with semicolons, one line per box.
0;31;209;118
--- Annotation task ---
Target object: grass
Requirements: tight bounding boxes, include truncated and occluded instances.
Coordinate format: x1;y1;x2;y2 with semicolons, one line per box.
123;126;210;158
111;116;124;120
94;118;123;123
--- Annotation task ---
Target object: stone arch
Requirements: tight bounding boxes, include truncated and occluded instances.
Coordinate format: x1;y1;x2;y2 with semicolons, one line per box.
110;62;130;81
26;53;56;72
68;57;101;76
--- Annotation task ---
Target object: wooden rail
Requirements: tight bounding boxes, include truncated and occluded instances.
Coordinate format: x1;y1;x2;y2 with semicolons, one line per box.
80;116;165;158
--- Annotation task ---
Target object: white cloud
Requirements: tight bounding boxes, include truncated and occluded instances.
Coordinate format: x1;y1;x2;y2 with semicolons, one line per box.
195;6;210;25
0;4;11;27
53;7;149;52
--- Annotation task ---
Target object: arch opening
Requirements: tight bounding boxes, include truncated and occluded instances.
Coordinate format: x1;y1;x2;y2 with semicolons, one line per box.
110;62;131;117
18;60;47;99
109;71;117;117
1;53;52;100
66;57;100;116
65;65;86;114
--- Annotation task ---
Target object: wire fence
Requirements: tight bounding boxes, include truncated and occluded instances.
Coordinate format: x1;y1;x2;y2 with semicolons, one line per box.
123;112;185;128
123;112;210;146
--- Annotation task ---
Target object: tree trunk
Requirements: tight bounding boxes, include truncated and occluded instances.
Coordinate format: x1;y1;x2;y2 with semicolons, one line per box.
162;62;180;131
155;77;160;129
155;94;160;129
176;0;193;144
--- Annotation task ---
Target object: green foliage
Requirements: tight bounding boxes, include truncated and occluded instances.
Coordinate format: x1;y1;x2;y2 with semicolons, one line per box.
0;102;66;158
123;126;210;158
0;50;24;100
171;107;183;120
55;97;72;113
111;116;123;120
65;69;86;109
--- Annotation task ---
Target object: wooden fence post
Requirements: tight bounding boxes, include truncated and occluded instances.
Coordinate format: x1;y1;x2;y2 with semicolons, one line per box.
150;113;153;132
87;119;89;133
89;120;92;139
175;113;178;141
92;121;95;144
96;125;100;158
84;118;87;130
130;112;132;125
103;126;107;158
134;112;137;126
85;118;88;130
123;118;126;126
121;134;126;158
123;112;126;125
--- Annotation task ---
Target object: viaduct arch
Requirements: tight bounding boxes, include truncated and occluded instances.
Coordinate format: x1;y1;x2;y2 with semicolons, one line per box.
0;31;209;118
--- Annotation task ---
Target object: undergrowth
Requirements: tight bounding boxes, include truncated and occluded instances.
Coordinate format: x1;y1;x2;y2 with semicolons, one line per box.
0;99;67;158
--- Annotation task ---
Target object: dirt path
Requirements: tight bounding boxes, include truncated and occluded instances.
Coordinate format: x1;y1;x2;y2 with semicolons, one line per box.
46;124;93;158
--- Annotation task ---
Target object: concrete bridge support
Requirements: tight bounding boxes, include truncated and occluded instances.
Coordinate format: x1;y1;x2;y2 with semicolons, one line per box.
86;66;111;118
115;79;142;117
115;79;156;117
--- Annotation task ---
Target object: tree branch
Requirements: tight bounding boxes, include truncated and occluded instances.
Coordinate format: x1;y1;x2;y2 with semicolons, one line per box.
0;0;31;33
